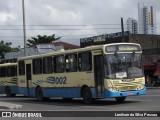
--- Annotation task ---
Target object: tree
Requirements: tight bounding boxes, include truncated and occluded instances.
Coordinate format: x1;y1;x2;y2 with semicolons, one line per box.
27;34;61;47
0;41;12;54
0;41;20;59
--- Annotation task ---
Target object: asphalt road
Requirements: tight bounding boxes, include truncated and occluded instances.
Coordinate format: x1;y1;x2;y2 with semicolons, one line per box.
0;89;159;111
0;88;160;119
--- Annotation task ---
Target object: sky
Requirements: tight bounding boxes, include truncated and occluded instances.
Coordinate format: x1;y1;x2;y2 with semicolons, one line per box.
0;0;160;47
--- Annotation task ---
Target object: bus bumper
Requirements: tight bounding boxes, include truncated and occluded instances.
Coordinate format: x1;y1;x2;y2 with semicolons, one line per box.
104;87;146;98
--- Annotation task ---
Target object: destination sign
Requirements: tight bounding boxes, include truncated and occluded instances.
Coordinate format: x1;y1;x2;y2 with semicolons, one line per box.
105;44;141;52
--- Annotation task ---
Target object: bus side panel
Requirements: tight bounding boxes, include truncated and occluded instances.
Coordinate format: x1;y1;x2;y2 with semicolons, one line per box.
10;85;19;94
36;87;95;98
42;87;81;98
0;86;5;94
0;86;19;94
19;87;96;98
0;77;19;94
19;87;28;96
19;87;81;98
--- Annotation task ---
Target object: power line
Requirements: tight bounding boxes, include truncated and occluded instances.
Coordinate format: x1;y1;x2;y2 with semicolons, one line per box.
0;34;96;38
0;24;121;26
0;28;121;30
0;23;159;27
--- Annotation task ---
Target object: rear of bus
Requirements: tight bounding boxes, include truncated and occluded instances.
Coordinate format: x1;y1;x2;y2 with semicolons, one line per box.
0;63;18;97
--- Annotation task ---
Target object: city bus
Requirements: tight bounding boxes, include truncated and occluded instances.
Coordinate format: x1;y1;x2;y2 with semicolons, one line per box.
0;63;18;97
17;43;146;104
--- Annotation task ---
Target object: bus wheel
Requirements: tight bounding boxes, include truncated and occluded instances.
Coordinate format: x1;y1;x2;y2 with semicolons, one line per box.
115;97;126;103
5;87;12;97
82;87;93;104
36;87;44;102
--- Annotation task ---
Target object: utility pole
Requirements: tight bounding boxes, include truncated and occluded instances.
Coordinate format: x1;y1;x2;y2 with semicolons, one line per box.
22;0;27;56
121;17;125;42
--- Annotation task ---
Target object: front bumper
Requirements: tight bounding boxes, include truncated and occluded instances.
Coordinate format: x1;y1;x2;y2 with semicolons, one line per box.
104;87;146;98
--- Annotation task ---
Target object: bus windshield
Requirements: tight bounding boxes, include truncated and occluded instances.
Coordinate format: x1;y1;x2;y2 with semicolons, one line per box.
104;53;143;79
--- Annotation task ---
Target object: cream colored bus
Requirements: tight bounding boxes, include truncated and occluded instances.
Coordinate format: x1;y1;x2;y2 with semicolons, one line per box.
0;63;18;97
17;43;146;104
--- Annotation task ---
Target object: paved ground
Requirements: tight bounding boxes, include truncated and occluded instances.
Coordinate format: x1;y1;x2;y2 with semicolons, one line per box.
0;88;159;111
0;88;159;119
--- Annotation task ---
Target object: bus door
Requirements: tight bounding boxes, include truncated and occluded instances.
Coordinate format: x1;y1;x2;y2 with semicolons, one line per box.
26;64;32;96
94;55;104;98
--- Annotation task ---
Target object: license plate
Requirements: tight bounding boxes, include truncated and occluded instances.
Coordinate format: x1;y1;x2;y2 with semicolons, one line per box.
127;92;133;95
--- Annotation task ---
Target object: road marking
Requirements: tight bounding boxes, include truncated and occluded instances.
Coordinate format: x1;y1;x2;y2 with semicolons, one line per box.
127;99;152;102
145;95;160;97
81;106;114;110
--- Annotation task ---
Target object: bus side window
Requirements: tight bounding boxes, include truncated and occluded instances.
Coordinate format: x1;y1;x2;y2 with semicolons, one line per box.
7;66;17;77
19;61;25;75
54;55;65;73
65;54;77;72
43;57;53;74
33;58;42;74
78;52;92;71
0;67;6;77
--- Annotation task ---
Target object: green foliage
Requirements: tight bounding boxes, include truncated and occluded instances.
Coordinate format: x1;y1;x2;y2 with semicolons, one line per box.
0;41;20;59
0;41;12;53
27;34;61;47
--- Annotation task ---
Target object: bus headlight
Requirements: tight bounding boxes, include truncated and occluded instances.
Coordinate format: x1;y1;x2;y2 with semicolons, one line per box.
109;87;119;92
137;85;144;90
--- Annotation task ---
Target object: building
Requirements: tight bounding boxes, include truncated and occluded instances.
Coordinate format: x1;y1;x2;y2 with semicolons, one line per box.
80;31;160;86
3;41;79;63
126;18;138;34
50;41;80;50
138;3;156;34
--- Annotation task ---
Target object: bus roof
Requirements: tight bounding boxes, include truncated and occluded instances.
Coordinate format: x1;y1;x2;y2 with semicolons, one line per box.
0;63;17;67
18;43;141;60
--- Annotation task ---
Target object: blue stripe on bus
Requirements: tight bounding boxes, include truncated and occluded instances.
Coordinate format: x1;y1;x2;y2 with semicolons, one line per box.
19;87;96;98
0;86;5;94
0;86;19;94
104;87;146;98
10;86;19;94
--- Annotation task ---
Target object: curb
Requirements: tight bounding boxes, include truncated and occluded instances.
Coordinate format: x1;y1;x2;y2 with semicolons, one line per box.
0;102;22;109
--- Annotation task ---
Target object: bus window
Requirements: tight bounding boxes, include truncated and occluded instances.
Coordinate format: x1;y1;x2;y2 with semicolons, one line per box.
0;67;6;77
54;55;65;73
78;52;92;71
33;58;42;74
65;54;77;72
43;57;53;74
7;66;17;77
19;61;25;75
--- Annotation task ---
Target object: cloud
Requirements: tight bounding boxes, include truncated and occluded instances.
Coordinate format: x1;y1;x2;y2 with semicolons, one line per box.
0;0;159;47
0;12;15;22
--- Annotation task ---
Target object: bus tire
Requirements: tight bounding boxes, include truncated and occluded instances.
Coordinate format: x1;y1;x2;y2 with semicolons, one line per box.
5;87;12;97
36;87;44;102
82;87;93;104
115;97;126;103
